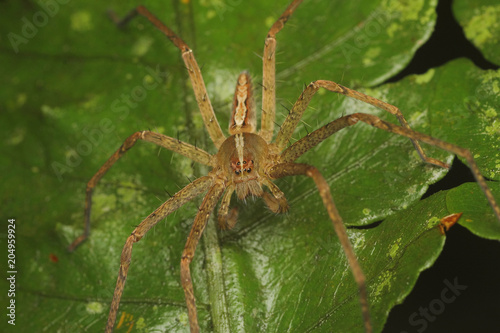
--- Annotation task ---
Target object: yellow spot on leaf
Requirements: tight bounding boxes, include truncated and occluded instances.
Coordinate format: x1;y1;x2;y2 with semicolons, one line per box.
206;10;216;20
382;0;425;21
7;127;26;145
415;68;435;84
464;6;499;47
265;16;275;28
86;301;104;314
485;108;498;118
17;93;27;107
363;47;382;67
374;270;395;297
71;11;93;32
427;216;440;229
136;317;146;329
388;237;401;259
132;36;154;57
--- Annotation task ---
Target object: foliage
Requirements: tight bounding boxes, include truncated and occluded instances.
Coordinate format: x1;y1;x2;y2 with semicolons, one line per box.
0;0;498;332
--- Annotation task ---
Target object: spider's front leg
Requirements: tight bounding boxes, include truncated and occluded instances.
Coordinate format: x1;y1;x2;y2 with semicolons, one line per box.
347;113;500;221
260;0;304;142
269;77;500;332
281;109;500;221
275;80;449;169
68;131;213;252
108;6;226;148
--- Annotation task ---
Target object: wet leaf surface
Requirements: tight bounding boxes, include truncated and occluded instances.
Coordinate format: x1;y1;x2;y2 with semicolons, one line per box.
1;1;499;332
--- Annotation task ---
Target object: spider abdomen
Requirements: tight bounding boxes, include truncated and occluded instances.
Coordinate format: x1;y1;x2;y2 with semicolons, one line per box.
229;71;255;135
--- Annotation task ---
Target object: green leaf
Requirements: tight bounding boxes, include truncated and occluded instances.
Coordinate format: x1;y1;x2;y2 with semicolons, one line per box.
453;0;500;65
447;183;500;240
1;1;499;333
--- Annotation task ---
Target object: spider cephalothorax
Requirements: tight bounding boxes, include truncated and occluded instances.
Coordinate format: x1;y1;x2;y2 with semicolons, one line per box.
215;129;288;225
230;156;254;176
69;2;500;333
216;71;289;217
217;132;268;200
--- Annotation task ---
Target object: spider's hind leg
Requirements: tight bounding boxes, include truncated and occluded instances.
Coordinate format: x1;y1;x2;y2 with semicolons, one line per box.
269;162;372;333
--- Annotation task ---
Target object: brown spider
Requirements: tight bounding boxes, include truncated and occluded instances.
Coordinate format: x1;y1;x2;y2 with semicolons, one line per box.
68;1;500;332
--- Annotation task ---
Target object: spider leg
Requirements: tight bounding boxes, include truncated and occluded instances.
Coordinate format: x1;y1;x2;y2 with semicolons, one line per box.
269;163;372;333
68;131;213;251
261;177;289;213
347;113;500;221
108;6;226;148
217;185;237;229
275;80;448;168
260;0;304;142
217;179;288;229
105;175;214;333
284;112;500;221
262;192;289;214
181;182;225;333
280;113;353;163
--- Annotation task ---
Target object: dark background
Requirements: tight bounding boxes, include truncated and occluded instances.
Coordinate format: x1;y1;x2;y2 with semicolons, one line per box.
383;0;500;332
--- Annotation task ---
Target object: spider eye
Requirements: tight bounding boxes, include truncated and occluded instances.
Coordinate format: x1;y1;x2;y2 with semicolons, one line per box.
247;168;251;173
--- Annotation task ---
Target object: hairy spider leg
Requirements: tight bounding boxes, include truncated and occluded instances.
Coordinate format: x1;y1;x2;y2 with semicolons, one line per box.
68;131;213;252
109;6;226;148
180;182;225;333
281;112;500;221
275;80;449;169
260;0;304;142
269;162;372;333
105;176;214;333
